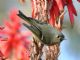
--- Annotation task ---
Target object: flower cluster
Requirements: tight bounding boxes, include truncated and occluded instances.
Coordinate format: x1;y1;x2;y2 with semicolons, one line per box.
31;0;80;30
0;9;32;60
48;0;78;29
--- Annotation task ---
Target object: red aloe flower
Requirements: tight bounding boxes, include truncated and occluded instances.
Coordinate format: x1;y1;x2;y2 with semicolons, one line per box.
55;0;64;11
49;0;61;27
48;0;77;29
62;0;77;25
0;9;32;60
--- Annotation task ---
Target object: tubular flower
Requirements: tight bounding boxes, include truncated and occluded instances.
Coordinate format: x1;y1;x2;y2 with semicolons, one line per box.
0;9;32;60
48;0;77;27
49;0;60;26
62;0;77;25
47;0;64;31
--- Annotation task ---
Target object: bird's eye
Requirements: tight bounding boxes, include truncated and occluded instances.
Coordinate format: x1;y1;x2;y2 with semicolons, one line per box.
56;35;60;38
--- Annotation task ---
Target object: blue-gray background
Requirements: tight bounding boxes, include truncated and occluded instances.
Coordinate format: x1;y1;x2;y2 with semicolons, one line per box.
0;0;80;60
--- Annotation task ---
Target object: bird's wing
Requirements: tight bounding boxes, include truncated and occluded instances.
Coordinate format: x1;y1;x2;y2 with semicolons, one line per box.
23;23;42;39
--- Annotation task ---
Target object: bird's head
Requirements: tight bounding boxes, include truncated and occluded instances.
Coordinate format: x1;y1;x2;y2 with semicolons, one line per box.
56;32;65;43
52;31;65;45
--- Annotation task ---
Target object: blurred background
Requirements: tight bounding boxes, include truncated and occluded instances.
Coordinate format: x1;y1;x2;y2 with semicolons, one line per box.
0;0;31;25
0;0;80;60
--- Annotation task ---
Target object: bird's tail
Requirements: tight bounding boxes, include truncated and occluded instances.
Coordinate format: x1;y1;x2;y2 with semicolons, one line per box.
17;10;36;25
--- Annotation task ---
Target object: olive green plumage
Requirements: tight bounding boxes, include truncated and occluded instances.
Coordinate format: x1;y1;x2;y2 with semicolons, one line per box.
17;10;64;46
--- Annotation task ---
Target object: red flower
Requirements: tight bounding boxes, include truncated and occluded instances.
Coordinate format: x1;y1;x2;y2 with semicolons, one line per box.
48;0;77;30
55;0;64;11
62;0;77;25
49;0;59;26
48;0;64;31
0;9;32;60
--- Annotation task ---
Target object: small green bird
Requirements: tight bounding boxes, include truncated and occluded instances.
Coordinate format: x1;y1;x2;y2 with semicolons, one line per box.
17;10;65;46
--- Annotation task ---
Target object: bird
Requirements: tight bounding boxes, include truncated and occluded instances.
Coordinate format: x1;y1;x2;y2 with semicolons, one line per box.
17;10;65;46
